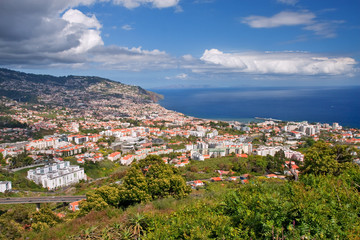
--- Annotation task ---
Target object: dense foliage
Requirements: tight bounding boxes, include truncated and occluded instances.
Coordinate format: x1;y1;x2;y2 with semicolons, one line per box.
80;155;191;214
2;143;359;240
302;141;357;176
0;116;28;128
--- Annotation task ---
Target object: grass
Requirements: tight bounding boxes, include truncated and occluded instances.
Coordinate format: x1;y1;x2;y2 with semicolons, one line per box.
0;166;47;192
84;160;129;179
179;156;243;180
65;157;129;180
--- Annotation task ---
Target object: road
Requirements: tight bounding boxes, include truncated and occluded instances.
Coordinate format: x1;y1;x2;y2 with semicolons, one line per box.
9;163;45;172
0;195;86;205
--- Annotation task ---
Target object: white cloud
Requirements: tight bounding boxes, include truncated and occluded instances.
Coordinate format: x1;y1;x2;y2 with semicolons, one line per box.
89;45;174;71
176;73;188;79
62;9;102;30
61;9;103;54
303;21;344;38
165;73;188;80
198;49;357;76
0;0;177;70
242;10;343;38
277;0;298;5
112;0;180;9
122;24;133;30
242;11;315;28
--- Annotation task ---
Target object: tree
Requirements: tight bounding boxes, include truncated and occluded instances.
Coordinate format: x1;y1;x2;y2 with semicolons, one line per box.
81;155;191;212
0;219;23;239
302;142;355;176
31;208;62;232
80;191;109;215
0;153;6;166
119;166;151;206
9;151;34;168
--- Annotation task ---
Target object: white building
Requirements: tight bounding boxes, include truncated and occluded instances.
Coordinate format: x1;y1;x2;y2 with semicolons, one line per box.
108;152;121;161
191;151;205;161
332;122;342;130
255;146;304;161
0;181;12;193
27;161;86;190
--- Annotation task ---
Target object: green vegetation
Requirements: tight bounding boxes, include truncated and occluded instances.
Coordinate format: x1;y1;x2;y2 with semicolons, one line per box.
0;104;15;114
9;152;34;169
2;143;360;239
0;116;28;128
0;167;46;192
180;153;288;181
24;164;360;239
80;155;191;215
0;89;38;103
31;207;63;232
65;157;128;179
167;143;185;150
29;128;56;140
97;136;116;146
83;160;128;179
302;141;358;176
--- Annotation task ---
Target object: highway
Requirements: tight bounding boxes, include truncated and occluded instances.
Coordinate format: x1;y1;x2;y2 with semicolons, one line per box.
0;195;86;205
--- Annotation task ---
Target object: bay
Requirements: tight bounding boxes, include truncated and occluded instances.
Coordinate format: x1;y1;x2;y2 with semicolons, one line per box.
154;86;360;128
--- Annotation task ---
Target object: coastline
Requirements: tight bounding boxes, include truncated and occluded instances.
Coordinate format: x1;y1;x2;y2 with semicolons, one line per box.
154;86;360;129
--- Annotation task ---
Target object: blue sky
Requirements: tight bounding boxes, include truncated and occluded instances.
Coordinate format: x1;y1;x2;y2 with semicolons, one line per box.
0;0;359;88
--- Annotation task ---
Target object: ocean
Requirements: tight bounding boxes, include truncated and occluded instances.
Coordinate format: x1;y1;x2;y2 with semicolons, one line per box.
153;86;360;128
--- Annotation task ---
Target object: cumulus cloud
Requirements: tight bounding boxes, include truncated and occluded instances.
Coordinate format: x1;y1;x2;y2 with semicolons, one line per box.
0;0;176;70
112;0;180;9
242;11;315;28
61;9;103;54
198;49;357;76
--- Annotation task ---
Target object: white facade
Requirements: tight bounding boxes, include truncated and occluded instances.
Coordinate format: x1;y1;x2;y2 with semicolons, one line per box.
0;181;12;193
255;146;304;162
27;161;86;190
191;151;205;161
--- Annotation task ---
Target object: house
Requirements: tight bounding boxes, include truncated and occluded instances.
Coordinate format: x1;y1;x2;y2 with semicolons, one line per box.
241;179;249;184
193;180;204;187
120;155;134;165
265;174;278;178
240;174;249;180
211;177;222;182
77;158;85;164
284;161;300;176
69;200;82;212
228;176;237;181
0;181;12;193
108;152;121;161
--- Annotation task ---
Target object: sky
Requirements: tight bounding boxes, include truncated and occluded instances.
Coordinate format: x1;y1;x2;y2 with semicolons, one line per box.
0;0;359;89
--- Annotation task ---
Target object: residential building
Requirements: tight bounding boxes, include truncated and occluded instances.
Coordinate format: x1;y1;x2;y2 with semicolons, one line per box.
27;161;86;190
108;152;121;161
0;181;12;193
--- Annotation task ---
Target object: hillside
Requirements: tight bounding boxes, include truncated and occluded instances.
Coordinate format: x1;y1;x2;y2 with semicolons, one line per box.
0;68;163;110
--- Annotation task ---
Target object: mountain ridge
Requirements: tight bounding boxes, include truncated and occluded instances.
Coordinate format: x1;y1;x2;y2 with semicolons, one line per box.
0;68;163;106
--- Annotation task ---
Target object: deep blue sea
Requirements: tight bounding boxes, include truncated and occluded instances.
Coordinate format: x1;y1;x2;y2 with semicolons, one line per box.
153;86;360;128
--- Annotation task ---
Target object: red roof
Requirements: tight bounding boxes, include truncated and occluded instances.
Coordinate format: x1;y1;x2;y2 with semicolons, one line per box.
266;174;278;178
211;177;222;181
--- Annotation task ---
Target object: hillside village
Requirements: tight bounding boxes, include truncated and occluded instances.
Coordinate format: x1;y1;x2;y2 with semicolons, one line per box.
0;70;359;239
1;91;360;190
